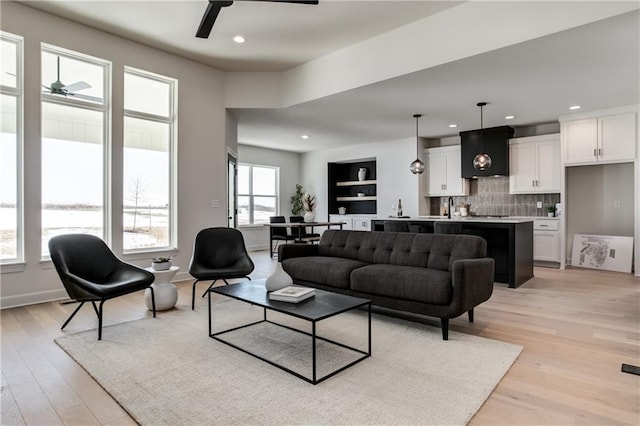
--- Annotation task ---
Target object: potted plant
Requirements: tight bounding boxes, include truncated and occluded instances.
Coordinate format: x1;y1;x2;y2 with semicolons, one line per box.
547;206;555;217
290;184;305;216
151;256;172;271
303;193;316;222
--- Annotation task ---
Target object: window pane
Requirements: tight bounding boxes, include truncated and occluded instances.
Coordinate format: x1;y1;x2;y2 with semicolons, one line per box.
253;196;276;224
237;196;250;226
41;102;104;256
123;117;170;250
252;166;276;196
238;164;250;195
1;38;17;88
125;72;170;117
42;50;104;104
0;95;17;260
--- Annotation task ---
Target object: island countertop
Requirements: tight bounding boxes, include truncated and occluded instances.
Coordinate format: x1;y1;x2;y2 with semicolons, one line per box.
414;216;534;224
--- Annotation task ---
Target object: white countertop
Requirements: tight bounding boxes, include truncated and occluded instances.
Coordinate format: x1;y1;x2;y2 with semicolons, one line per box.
332;214;560;224
413;216;534;224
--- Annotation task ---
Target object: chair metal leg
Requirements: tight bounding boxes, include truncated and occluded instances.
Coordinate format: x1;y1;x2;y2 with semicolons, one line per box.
192;279;201;310
61;301;86;330
149;286;157;318
91;300;100;317
201;279;220;298
97;300;105;340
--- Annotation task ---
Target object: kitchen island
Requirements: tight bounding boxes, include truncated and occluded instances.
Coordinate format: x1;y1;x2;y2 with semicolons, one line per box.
371;217;534;288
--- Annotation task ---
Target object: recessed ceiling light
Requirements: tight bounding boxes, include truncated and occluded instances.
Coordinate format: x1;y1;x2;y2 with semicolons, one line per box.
233;35;246;43
301;134;309;139
448;124;458;128
505;115;515;120
569;105;581;110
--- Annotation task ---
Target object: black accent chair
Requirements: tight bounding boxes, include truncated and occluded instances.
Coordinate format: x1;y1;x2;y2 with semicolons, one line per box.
188;227;255;310
269;216;296;258
48;234;156;340
289;215;321;242
434;222;464;234
383;221;409;232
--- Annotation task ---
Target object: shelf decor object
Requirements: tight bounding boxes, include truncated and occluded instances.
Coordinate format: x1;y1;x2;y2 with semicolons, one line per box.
410;114;425;174
473;102;492;171
358;167;367;181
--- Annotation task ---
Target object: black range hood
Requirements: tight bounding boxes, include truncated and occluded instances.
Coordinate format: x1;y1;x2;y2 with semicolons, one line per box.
460;125;514;178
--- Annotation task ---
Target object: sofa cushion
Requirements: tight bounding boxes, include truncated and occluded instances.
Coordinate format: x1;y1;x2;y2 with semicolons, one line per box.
350;264;453;305
282;256;369;290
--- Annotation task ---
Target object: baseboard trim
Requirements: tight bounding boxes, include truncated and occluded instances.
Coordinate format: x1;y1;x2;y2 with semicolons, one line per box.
0;288;68;310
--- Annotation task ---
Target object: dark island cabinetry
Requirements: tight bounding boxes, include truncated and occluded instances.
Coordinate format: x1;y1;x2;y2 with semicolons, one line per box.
371;219;533;288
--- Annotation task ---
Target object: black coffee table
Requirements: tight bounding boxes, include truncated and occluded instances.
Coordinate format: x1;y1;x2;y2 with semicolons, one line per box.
208;280;371;384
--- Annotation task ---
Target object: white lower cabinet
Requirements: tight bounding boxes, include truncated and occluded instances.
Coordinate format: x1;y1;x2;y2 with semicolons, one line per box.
533;219;560;263
328;215;371;231
352;217;372;231
329;215;352;230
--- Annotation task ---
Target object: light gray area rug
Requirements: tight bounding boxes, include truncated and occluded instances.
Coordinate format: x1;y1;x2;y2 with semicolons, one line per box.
55;296;522;425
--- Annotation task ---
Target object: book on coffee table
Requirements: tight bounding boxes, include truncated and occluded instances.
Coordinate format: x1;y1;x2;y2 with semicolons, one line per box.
268;286;315;303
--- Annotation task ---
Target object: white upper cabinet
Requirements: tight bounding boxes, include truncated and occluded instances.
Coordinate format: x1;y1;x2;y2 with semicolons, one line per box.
510;134;561;194
562;111;636;165
424;145;469;196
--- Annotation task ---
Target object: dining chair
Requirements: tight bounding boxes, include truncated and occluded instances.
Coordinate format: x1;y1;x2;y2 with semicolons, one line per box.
269;216;297;258
289;215;321;243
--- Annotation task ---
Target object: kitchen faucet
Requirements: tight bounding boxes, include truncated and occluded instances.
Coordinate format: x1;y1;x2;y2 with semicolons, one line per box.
448;197;453;219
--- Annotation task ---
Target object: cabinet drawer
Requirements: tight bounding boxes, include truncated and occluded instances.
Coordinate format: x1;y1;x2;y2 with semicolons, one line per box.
534;220;559;231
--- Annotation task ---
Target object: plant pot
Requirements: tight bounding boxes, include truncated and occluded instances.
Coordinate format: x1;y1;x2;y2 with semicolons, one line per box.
548;212;554;217
152;261;171;271
304;211;315;222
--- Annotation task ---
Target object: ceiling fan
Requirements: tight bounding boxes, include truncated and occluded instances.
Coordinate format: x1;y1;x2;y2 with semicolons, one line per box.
196;0;319;39
42;56;102;102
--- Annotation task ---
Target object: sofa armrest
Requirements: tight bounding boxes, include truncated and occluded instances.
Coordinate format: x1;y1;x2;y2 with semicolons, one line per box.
449;258;495;315
278;244;319;261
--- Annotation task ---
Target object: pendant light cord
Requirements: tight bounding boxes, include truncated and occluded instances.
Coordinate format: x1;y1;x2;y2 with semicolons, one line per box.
413;113;422;156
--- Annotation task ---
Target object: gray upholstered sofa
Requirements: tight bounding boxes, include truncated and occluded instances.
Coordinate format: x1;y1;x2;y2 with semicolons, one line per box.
279;230;495;340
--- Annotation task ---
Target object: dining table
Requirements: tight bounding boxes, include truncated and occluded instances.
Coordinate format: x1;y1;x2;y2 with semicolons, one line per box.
264;220;347;244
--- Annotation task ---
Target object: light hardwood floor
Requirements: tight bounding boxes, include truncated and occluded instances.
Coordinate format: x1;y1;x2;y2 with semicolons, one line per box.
1;251;639;425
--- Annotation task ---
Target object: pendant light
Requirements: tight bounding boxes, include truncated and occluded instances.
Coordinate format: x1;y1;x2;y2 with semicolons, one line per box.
472;102;492;171
409;114;425;174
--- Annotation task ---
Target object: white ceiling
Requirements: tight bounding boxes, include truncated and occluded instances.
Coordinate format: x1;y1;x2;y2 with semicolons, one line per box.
19;1;640;153
21;0;461;71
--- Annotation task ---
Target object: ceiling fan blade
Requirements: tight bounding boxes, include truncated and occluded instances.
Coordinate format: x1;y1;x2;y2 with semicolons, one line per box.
63;81;91;93
252;0;319;3
196;1;233;39
69;93;103;103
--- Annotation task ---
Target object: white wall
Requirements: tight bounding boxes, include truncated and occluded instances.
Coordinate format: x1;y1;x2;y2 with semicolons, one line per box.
1;2;228;307
236;144;301;250
301;137;418;220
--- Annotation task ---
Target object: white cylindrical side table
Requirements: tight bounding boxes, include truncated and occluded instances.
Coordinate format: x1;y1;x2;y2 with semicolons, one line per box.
145;266;179;311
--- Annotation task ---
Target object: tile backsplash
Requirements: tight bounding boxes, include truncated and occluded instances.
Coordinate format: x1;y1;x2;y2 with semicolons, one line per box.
429;176;561;217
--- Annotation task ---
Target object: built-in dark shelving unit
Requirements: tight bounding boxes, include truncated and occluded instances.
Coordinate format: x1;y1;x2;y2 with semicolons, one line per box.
328;160;377;215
